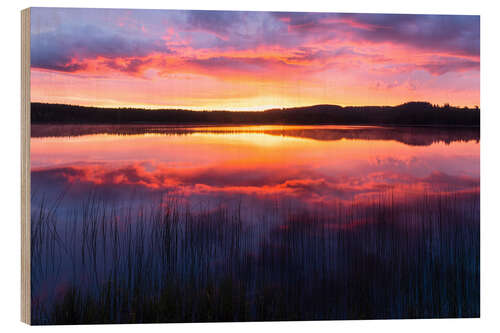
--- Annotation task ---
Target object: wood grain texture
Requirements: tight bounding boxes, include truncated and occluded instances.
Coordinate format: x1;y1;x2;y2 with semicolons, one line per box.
21;7;31;325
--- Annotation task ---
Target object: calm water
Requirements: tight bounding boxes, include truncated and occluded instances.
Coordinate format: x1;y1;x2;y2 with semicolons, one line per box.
31;125;479;211
30;125;480;323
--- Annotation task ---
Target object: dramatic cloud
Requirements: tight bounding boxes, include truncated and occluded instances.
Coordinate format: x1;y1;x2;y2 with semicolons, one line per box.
31;24;174;73
344;14;480;57
30;8;480;108
273;13;479;57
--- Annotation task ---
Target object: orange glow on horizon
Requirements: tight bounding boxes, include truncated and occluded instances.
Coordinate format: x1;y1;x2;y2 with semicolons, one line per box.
29;9;480;110
30;65;480;111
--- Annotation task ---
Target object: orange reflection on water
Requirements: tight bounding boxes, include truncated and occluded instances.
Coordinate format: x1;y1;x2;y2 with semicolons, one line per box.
31;125;480;206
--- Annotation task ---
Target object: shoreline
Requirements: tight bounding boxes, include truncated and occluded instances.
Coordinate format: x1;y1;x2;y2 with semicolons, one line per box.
30;122;480;128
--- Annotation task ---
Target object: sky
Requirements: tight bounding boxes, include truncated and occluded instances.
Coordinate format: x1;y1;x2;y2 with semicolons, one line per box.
30;8;480;110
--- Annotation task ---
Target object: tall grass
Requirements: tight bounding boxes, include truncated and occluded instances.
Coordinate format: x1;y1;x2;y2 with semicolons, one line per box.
30;190;479;324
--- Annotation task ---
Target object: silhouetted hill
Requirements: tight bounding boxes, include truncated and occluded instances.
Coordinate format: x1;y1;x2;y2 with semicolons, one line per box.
31;102;480;126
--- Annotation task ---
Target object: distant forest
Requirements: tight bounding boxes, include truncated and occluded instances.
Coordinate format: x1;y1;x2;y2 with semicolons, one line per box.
31;102;480;126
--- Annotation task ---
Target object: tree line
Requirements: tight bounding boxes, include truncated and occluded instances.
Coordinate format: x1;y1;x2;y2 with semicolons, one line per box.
31;101;479;126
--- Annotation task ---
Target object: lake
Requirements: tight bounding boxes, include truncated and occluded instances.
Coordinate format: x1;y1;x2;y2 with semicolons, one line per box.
30;125;480;323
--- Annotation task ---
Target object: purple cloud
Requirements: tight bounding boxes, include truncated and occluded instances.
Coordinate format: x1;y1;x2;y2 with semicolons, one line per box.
30;8;480;79
420;57;480;75
31;24;173;72
274;12;479;57
184;10;244;40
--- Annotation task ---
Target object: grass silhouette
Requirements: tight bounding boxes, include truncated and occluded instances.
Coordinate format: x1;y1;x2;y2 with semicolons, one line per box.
31;189;479;324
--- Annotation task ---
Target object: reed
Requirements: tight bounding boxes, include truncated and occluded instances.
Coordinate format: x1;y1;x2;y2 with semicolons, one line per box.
30;189;480;324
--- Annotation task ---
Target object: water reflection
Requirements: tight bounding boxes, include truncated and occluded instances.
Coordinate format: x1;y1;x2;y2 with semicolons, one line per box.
30;125;480;323
31;125;479;209
31;124;479;146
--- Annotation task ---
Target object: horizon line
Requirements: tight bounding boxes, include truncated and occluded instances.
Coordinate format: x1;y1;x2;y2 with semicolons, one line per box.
30;100;480;112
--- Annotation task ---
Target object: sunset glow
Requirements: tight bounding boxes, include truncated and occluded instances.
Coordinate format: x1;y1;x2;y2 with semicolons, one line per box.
30;126;480;207
30;8;480;110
